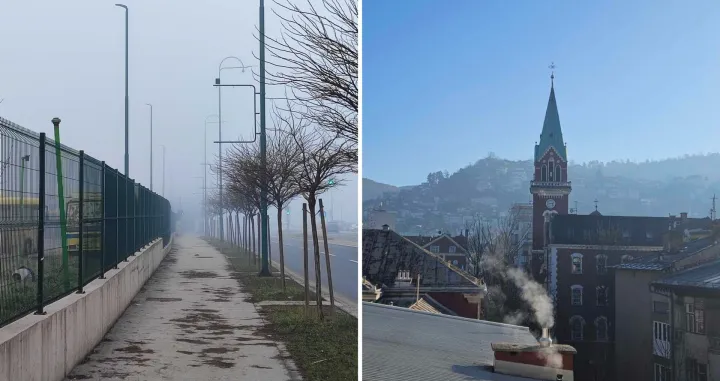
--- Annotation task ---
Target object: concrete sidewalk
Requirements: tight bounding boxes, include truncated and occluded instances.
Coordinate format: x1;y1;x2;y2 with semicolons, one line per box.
66;235;301;381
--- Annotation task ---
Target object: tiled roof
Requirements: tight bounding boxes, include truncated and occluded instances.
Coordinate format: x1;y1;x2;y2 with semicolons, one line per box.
408;295;457;316
363;303;541;381
652;259;720;291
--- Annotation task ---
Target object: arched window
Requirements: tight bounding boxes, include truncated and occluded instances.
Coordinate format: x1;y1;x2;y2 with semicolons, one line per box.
571;253;583;274
548;160;555;180
595;316;608;341
555;165;562;182
570;315;585;341
541;165;548;181
596;254;608;275
596;285;608;306
621;255;634;264
571;285;583;306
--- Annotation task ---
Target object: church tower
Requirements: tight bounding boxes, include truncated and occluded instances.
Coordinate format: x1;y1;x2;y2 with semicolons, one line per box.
531;67;571;254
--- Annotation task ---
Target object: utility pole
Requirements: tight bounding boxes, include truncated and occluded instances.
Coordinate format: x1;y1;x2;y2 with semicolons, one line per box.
115;4;129;177
160;144;166;197
146;103;153;191
258;0;270;276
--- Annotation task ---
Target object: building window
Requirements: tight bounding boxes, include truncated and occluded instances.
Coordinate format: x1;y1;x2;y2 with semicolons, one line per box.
622;229;631;239
653;301;669;314
570;316;584;341
646;231;654;240
685;358;708;381
595;316;608;341
596;286;608;306
555;165;562;182
548;160;555;180
621;254;634;264
596;254;608;275
653;321;670;359
449;245;457;253
654;363;671;381
429;245;440;253
571;253;583;274
541;165;548;181
571;285;583;306
686;303;705;334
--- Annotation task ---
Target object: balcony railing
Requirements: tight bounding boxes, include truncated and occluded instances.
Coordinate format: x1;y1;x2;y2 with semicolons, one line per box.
530;180;572;188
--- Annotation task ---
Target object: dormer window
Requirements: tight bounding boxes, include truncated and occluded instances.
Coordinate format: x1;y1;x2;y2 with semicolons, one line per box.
449;245;457;253
430;245;440;253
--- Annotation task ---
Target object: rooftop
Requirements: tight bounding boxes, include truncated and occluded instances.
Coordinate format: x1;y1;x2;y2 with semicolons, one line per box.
652;259;720;292
363;302;542;381
613;237;717;271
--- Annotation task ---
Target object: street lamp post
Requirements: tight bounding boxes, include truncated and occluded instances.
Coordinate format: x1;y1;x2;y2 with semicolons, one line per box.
146;103;153;191
160;144;166;197
204;115;220;236
258;0;270;276
216;57;251;242
115;4;129;177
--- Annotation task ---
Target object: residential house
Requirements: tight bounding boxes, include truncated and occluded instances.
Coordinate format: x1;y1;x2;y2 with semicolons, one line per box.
404;233;470;270
362;228;485;319
650;259;720;380
613;234;720;381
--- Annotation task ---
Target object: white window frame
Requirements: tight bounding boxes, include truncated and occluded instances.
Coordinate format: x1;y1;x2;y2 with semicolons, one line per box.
571;253;583;274
596;254;608;275
571;285;583;306
686;303;706;334
595;316;608;341
449;245;457;253
429;245;440;253
570;315;584;341
654;363;671;381
653;321;671;358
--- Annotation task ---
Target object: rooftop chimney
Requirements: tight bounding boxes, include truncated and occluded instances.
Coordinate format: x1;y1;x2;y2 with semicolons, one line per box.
681;212;688;221
539;328;552;347
382;224;389;231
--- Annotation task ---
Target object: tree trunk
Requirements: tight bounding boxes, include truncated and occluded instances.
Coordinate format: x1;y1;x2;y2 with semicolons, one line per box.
251;215;257;265
235;212;241;254
319;199;335;315
302;203;310;315
308;195;324;321
277;203;286;291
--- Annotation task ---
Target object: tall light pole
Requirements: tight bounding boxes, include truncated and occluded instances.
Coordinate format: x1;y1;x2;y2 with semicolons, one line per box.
146;103;153;191
160;144;166;197
258;0;270;276
216;57;250;242
115;3;129;177
204;115;219;236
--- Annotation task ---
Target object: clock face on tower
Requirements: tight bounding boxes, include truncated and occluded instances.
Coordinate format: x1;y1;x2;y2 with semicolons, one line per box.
545;198;556;209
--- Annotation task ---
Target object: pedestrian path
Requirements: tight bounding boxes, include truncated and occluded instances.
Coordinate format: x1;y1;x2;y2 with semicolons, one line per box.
66;235;301;381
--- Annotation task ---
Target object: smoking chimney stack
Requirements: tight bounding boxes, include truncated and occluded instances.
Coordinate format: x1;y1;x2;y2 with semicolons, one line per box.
539;328;552;347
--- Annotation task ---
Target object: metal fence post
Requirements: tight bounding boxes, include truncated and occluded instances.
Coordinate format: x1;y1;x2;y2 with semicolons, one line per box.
77;151;85;293
100;161;106;278
35;133;47;316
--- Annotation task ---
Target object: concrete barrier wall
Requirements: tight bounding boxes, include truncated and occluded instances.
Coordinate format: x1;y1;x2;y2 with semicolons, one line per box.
0;235;174;381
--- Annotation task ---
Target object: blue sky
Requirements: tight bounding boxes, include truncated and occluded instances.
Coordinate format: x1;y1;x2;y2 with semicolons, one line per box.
362;0;720;186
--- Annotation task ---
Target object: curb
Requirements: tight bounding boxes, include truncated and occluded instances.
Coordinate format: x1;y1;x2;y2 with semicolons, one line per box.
270;258;358;318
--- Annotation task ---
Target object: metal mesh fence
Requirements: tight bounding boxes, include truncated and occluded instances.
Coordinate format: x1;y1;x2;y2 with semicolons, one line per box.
0;117;172;327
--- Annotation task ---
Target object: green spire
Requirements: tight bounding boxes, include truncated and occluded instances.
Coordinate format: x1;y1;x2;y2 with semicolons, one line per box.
534;79;567;162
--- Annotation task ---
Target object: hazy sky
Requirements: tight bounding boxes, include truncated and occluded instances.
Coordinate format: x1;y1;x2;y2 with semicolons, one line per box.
0;0;357;226
363;0;720;186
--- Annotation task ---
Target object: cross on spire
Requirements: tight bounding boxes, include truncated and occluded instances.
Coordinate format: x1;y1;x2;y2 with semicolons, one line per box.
549;62;556;85
594;198;599;211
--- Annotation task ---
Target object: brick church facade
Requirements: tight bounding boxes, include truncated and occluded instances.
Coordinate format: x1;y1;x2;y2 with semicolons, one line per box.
527;74;710;381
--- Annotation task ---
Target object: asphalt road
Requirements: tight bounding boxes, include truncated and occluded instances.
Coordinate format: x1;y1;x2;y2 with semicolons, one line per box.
268;231;358;303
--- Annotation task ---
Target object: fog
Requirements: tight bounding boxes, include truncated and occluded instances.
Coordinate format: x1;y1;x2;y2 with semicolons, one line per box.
0;0;358;228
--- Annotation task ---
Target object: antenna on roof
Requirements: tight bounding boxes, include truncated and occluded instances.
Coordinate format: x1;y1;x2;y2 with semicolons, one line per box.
711;194;717;220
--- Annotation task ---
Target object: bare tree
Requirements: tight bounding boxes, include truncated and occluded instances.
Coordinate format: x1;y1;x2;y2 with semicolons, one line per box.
262;0;358;160
285;120;355;320
465;208;532;324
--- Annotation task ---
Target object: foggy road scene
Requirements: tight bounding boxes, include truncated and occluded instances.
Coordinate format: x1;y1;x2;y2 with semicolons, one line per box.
0;0;358;380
